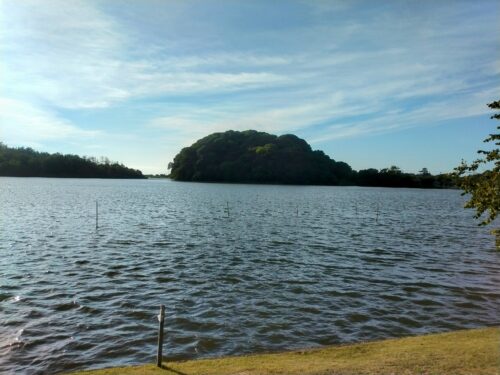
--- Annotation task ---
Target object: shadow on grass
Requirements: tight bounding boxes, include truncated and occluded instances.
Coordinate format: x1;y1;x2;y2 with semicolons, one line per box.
160;363;189;375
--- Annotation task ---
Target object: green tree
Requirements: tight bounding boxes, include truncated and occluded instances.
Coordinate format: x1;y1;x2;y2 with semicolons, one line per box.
454;100;500;248
419;167;431;176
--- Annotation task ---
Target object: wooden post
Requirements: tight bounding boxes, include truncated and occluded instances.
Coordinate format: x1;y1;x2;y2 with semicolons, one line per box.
157;305;165;367
226;201;230;218
95;200;98;229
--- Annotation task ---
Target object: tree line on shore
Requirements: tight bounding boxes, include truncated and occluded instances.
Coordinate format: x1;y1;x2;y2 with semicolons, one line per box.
168;130;454;188
0;143;145;179
0;133;455;187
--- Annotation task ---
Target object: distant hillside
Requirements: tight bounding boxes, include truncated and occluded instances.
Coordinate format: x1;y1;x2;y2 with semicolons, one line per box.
168;130;454;188
0;143;145;179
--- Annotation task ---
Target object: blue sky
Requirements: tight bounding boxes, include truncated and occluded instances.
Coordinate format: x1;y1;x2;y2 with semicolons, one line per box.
0;0;498;174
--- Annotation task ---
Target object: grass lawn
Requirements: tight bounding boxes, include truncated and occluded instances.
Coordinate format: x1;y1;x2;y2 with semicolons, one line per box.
68;326;499;375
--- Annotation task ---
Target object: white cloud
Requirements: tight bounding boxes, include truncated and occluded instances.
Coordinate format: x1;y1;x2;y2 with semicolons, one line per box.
0;0;498;173
0;1;291;109
149;92;365;147
0;98;100;145
131;71;288;97
157;53;290;70
0;0;130;109
309;93;494;143
2;0;497;114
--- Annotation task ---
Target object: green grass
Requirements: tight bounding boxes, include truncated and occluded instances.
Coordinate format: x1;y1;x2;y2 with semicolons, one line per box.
68;327;499;375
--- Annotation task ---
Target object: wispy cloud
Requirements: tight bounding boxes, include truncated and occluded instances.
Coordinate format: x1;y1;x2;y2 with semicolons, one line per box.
0;0;128;109
0;0;290;110
0;0;498;172
309;90;496;144
0;98;100;146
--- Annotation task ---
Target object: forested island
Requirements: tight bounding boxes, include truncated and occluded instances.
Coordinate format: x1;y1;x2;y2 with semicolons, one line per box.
0;143;144;179
169;130;454;188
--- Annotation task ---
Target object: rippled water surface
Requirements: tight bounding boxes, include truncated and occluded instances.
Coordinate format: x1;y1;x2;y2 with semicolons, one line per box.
1;177;499;374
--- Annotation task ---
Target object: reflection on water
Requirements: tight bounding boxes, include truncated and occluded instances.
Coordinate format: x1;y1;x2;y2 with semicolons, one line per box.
0;177;499;375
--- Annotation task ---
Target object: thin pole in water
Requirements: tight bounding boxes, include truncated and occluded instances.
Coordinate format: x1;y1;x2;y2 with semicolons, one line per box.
157;304;165;368
95;200;98;229
226;201;230;218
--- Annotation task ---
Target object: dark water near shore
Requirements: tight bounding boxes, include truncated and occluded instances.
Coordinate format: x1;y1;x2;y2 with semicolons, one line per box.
0;177;499;374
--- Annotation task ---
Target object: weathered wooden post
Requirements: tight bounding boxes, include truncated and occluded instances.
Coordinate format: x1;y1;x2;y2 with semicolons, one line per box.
157;304;165;367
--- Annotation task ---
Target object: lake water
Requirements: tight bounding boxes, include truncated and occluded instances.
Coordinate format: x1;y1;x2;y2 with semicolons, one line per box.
0;177;499;375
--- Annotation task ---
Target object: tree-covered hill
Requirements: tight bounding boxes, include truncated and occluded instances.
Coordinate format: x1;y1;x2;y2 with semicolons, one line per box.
0;143;145;179
168;130;453;188
169;130;353;185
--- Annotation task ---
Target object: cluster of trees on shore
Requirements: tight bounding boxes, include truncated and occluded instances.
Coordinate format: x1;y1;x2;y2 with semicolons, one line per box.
168;130;454;188
355;166;453;188
0;143;145;179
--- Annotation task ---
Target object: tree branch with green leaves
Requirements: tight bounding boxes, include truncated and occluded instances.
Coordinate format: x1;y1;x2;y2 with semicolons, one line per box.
454;100;500;248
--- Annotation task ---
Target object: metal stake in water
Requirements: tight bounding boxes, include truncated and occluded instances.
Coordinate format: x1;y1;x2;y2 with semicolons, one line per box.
157;305;165;367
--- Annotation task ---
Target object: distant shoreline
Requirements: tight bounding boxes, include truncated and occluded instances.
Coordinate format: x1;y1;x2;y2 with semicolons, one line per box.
0;175;460;189
0;175;146;180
